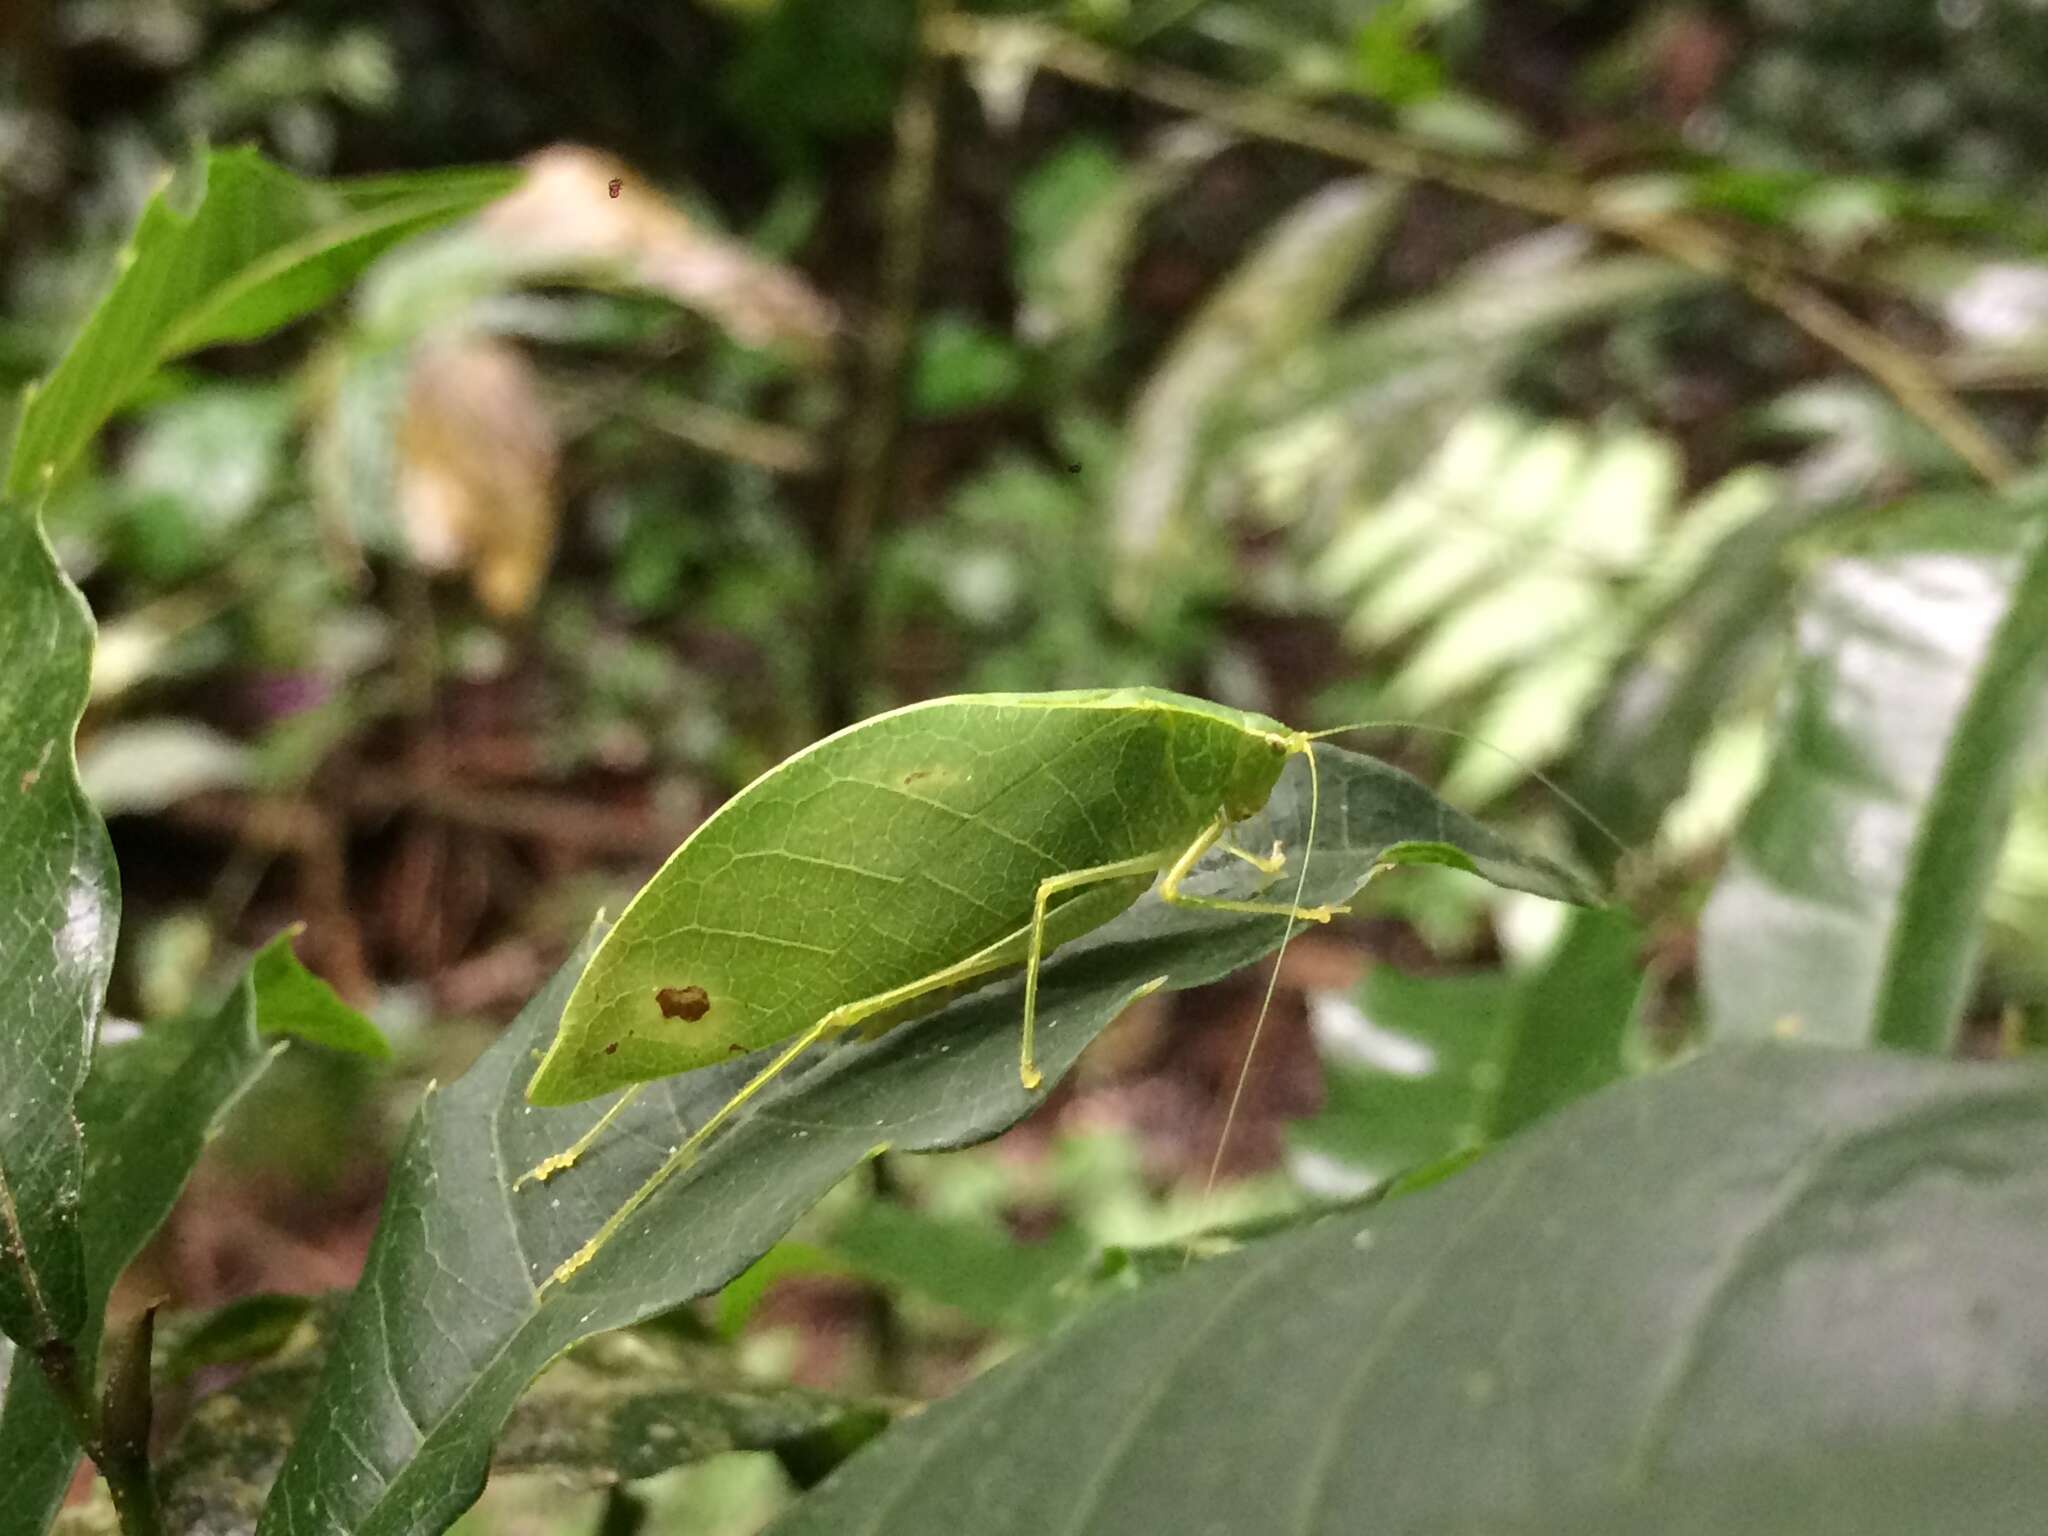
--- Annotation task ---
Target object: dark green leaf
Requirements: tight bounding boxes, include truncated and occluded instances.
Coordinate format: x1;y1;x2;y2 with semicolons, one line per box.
260;744;1591;1533
767;1047;2048;1535
0;505;112;1356
79;977;282;1301
5;147;511;497
249;928;390;1059
0;1345;72;1536
910;315;1029;417
1482;906;1643;1137
496;1332;892;1484
1291;966;1513;1193
1013;126;1224;357
1700;495;2048;1048
164;1294;318;1384
1293;907;1640;1192
0;962;304;1532
827;1203;1091;1334
1495;1420;2048;1536
157;1299;887;1536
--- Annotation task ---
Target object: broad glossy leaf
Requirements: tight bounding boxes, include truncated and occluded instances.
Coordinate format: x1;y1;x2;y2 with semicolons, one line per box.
1292;907;1640;1194
0;506;112;1356
5;148;511;497
1111;178;1405;616
1700;497;2048;1048
768;1046;2048;1536
0;957;337;1534
0;1343;72;1536
1496;1420;2048;1536
260;745;1593;1534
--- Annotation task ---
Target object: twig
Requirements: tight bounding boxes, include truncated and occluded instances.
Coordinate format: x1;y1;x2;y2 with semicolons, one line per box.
633;396;824;476
930;16;2016;488
820;0;952;728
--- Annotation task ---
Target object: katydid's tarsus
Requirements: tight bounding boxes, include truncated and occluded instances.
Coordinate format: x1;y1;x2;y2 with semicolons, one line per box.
519;688;1610;1290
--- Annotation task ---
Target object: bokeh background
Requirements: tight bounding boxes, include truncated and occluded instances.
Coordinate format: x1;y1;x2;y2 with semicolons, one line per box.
9;1;2048;1528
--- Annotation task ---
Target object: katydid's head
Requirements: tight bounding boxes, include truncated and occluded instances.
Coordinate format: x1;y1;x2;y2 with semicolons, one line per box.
1219;727;1309;823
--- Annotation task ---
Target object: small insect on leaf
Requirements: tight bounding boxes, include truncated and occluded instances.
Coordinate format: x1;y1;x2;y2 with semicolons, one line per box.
517;688;1606;1292
656;985;712;1022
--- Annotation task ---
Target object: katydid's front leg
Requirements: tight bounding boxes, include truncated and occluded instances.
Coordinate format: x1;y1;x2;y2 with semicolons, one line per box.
542;927;1066;1290
1159;815;1345;924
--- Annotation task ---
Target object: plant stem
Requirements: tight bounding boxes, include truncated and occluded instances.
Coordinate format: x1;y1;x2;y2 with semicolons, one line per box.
36;1335;166;1536
820;0;952;730
930;16;2016;489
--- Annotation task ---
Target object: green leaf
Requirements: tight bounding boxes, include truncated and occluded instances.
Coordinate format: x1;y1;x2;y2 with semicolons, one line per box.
826;1203;1091;1334
1291;965;1514;1194
910;314;1029;417
1567;491;1845;860
1241;253;1702;433
260;744;1591;1533
79;983;286;1301
1352;0;1446;105
0;1344;72;1536
163;1294;318;1384
0;505;112;1356
1112;178;1406;617
158;1302;887;1535
0;954;309;1534
5;148;512;497
248;928;390;1059
766;1047;2048;1536
1013;126;1224;356
1481;905;1643;1137
1491;1418;2048;1536
1292;907;1640;1193
1700;495;2048;1049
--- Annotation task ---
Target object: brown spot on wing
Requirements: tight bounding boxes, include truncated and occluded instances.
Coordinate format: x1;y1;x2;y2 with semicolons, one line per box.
603;1041;619;1055
656;984;711;1022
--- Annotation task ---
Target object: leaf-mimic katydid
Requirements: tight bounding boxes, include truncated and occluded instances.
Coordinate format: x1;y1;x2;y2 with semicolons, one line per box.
520;687;1607;1288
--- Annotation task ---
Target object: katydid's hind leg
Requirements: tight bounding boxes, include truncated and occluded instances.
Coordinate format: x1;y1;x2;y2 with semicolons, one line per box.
543;933;1082;1289
543;1016;837;1292
1161;816;1344;924
518;1083;648;1189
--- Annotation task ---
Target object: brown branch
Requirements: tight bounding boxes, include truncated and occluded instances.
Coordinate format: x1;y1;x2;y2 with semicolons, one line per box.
633;396;823;475
820;0;953;729
931;16;2016;488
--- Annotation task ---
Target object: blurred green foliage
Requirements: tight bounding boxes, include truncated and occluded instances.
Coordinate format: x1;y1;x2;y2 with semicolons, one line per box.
9;0;2048;1531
